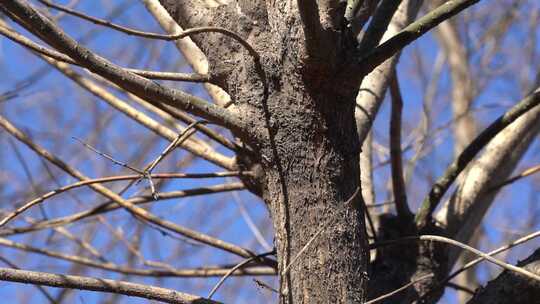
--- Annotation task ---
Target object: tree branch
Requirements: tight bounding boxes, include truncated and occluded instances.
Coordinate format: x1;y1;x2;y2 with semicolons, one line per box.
389;71;413;220
40;56;236;169
0;115;269;264
467;248;540;304
0;184;245;237
355;0;422;145
357;0;402;53
366;274;434;304
0;237;275;278
38;0;259;64
0;24;211;82
0;0;245;133
351;0;481;77
0;267;221;304
416;89;540;229
297;0;349;67
434;94;540;266
371;235;540;283
142;0;231;106
441;230;540;292
0;173;245;228
0;257;57;304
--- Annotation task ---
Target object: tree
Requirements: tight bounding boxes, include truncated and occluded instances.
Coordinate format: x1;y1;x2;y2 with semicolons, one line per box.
0;0;539;303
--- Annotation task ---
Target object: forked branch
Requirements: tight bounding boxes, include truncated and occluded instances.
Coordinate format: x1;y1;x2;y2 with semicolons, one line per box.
349;0;481;77
416;89;540;228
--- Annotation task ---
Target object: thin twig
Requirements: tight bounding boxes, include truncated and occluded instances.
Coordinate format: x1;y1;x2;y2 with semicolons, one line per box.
37;0;259;60
230;189;273;251
0;183;245;237
281;226;325;276
370;234;540;283
0;24;211;82
142;121;205;198
445;282;475;295
253;279;279;294
366;200;394;208
0;173;246;227
441;230;540;288
0;237;275;278
365;274;434;304
208;250;275;298
145;121;204;174
72;136;143;174
487;163;540;192
74;134;162;199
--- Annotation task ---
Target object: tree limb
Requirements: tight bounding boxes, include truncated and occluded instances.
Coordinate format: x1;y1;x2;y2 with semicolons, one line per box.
0;23;211;82
0;184;245;238
349;0;481;77
297;0;349;68
0;267;221;304
435;93;540;264
416;89;540;229
0;237;275;278
355;0;422;145
357;0;402;53
389;71;413;220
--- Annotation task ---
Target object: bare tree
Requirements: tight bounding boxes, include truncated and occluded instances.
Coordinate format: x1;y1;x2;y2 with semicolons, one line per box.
0;0;539;303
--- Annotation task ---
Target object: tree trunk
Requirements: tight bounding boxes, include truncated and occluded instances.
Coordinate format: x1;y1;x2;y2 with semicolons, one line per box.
158;1;371;302
224;3;371;302
258;82;369;303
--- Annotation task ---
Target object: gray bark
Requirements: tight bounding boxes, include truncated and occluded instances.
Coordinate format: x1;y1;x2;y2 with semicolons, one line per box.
467;248;540;304
152;2;537;304
159;1;370;302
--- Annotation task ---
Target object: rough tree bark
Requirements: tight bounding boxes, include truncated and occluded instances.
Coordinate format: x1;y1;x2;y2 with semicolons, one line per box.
467;248;540;304
159;1;370;302
155;1;539;303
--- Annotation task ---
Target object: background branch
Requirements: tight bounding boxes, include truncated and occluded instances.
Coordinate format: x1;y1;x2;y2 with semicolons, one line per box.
1;1;245;132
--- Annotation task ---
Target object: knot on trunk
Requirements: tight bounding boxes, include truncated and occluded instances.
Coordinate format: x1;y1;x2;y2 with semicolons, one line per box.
236;149;265;197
